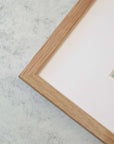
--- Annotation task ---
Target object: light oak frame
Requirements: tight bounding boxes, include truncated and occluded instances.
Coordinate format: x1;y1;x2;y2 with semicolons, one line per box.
19;0;114;143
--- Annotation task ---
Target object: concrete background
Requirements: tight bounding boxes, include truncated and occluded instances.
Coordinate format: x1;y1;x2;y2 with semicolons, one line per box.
0;0;104;143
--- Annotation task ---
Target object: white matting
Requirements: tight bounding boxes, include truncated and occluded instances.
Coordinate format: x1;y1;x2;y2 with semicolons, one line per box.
40;0;114;133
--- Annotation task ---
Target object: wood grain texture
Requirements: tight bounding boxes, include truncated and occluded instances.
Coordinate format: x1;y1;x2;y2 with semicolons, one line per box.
19;74;114;144
20;0;96;75
19;0;114;143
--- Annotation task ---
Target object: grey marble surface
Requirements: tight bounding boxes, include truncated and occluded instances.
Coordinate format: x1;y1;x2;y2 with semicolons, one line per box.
0;0;104;144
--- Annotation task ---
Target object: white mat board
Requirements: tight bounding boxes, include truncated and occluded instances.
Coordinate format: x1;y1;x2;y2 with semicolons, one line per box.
40;0;114;133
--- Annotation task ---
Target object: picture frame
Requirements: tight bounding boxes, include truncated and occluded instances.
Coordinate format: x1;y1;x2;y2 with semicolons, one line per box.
19;0;114;143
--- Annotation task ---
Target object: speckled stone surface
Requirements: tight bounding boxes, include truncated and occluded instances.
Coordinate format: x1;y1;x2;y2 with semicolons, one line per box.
0;0;104;144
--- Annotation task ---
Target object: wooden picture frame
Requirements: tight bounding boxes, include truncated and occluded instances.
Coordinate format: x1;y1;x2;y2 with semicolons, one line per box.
19;0;114;143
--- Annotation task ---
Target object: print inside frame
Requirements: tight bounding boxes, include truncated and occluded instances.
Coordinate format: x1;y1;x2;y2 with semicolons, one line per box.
19;0;114;144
